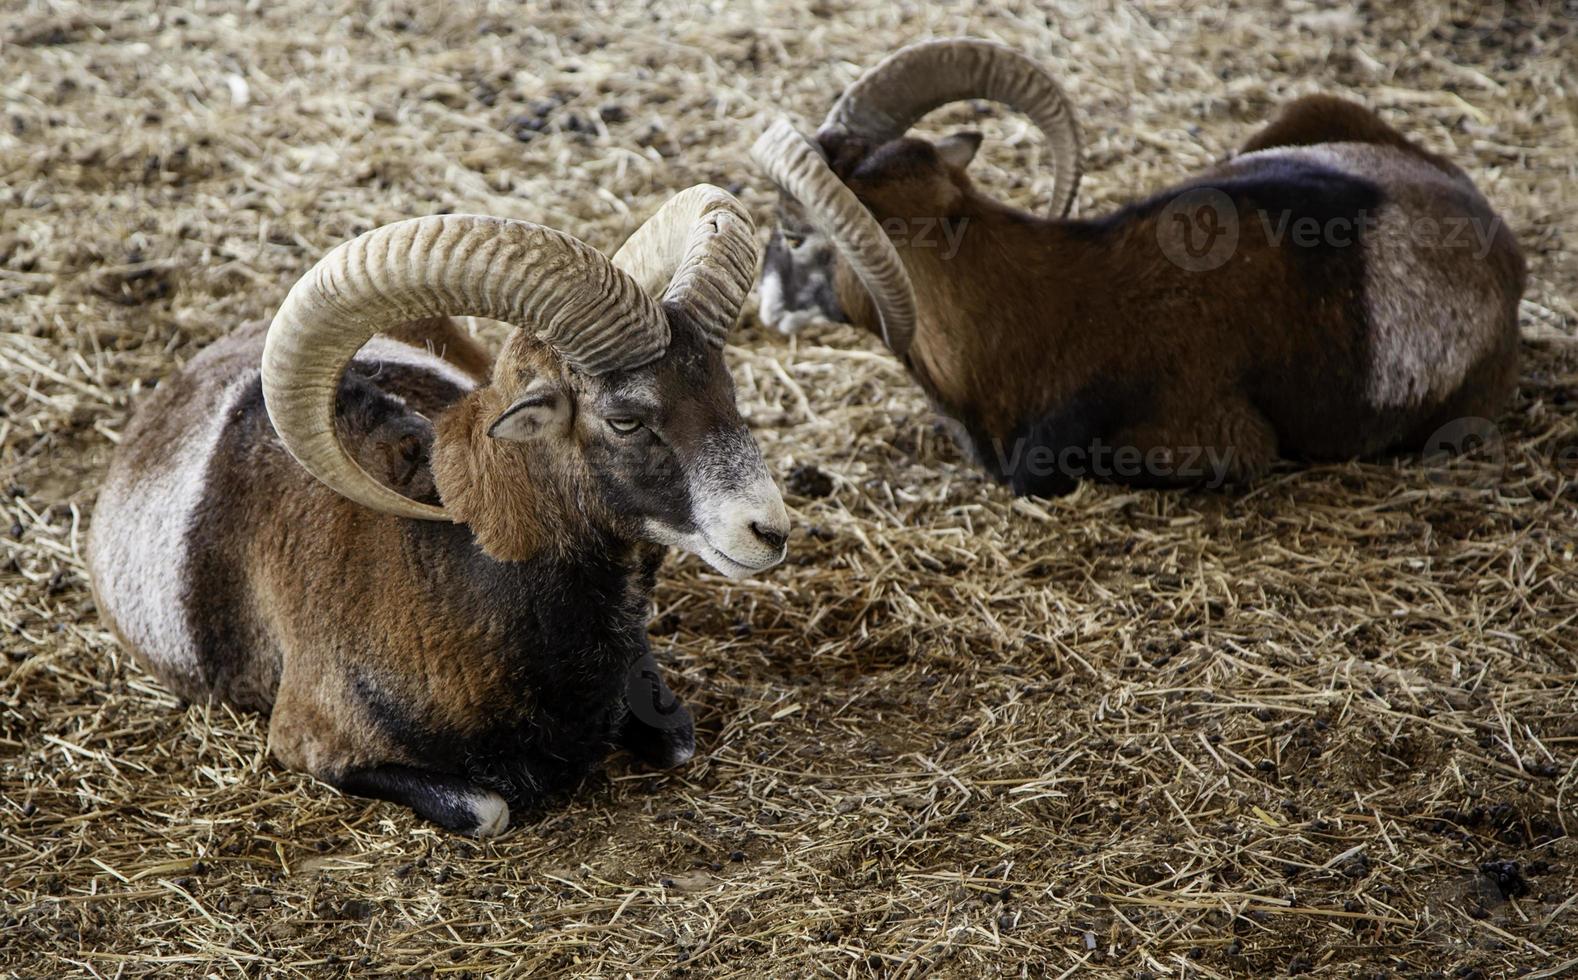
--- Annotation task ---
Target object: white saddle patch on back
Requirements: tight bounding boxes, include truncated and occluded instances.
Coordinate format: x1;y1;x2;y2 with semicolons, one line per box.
1236;143;1502;411
1353;202;1498;409
90;375;250;688
354;336;479;393
92;334;473;690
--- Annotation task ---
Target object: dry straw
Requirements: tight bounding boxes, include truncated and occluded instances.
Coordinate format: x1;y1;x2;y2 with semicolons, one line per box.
2;0;1574;976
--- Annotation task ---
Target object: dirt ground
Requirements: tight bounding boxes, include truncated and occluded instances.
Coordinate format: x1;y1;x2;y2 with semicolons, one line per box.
3;0;1576;977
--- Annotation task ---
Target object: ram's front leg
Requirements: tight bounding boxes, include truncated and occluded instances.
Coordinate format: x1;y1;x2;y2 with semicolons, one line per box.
336;764;509;837
1117;399;1278;490
619;647;696;769
267;673;509;837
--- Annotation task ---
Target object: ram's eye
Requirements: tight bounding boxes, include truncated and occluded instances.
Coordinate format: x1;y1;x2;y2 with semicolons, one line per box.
784;233;807;248
606;417;642;434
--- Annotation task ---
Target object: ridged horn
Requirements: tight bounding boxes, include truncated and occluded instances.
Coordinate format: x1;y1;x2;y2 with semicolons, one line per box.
820;38;1082;218
750;118;918;356
263;214;668;521
611;184;759;348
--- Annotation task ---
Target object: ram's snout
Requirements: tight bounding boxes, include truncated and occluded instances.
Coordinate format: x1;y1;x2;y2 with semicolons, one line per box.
685;434;790;578
699;448;790;577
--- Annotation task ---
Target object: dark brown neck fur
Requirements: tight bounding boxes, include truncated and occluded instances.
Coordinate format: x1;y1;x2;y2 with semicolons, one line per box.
843;188;1117;441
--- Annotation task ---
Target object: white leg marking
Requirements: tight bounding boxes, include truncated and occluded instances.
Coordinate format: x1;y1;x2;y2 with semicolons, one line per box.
756;269;791;333
468;791;510;838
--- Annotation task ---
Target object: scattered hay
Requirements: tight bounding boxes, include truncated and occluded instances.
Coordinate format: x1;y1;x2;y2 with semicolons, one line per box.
2;0;1575;976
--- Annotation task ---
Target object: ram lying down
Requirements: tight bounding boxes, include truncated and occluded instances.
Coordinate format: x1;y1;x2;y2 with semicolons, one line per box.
754;39;1526;495
89;186;789;836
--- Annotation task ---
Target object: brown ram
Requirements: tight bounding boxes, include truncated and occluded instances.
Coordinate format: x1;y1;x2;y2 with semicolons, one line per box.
754;39;1525;493
89;186;788;835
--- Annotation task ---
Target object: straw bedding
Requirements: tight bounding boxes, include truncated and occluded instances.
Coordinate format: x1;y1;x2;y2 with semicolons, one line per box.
2;0;1575;976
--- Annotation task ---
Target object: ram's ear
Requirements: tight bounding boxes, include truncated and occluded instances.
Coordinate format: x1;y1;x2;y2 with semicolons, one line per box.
937;131;983;171
487;379;570;443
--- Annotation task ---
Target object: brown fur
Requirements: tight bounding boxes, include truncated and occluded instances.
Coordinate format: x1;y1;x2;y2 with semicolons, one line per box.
108;321;556;777
1234;94;1465;179
383;316;495;381
249;474;540;778
90;318;650;815
431;335;593;563
90;300;780;831
818;95;1524;486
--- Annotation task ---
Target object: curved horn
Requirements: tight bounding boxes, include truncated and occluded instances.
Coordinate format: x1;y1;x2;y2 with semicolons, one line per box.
820;38;1082;218
263;214;668;521
751;118;917;356
611;184;759;348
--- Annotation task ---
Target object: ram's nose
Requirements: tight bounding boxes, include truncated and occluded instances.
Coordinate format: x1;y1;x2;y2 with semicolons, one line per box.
740;490;790;566
750;520;787;553
715;485;789;573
